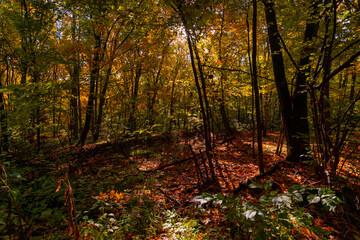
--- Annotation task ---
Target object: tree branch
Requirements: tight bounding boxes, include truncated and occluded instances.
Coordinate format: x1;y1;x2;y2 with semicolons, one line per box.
202;64;274;82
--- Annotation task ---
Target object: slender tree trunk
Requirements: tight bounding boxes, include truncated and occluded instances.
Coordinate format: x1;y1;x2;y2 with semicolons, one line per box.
263;92;268;137
70;12;80;140
52;67;58;138
128;63;141;132
31;53;41;151
79;33;101;146
218;4;232;135
93;65;112;142
20;64;27;84
193;39;213;152
77;73;82;134
168;62;180;132
70;61;80;140
176;0;216;183
148;48;167;126
253;0;264;174
246;9;255;157
0;70;9;156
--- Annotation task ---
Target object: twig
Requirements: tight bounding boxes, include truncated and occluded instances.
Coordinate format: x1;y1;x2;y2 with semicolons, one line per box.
202;64;274;82
139;136;236;173
157;187;181;206
233;160;286;194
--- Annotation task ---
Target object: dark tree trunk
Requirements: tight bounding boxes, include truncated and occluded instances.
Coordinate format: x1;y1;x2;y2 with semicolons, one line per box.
252;0;264;173
20;64;27;84
31;55;41;151
176;0;217;183
128;63;141;132
218;5;232;136
168;62;180;132
93;65;112;142
70;61;80;140
70;13;80;140
79;33;101;146
0;70;9;156
148;48;166;126
262;0;298;162
292;0;321;158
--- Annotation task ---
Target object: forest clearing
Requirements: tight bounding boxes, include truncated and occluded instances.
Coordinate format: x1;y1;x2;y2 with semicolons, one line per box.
1;0;360;239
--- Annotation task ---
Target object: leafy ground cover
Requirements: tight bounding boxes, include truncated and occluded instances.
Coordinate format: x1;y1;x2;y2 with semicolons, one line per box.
1;131;359;239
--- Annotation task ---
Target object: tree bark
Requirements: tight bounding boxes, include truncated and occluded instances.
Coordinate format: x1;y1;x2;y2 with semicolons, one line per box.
292;0;321;159
69;12;80;140
79;32;101;146
93;65;112;142
175;0;217;183
0;70;9;156
252;0;264;173
218;4;232;135
262;0;297;161
128;60;141;132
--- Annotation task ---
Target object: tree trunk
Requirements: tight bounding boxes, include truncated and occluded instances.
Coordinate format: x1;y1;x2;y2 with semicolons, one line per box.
292;0;321;159
70;61;80;140
0;70;9;156
93;65;112;142
128;61;141;132
252;0;264;174
78;32;101;146
176;0;217;184
69;12;80;140
218;5;232;136
168;62;180;132
262;0;298;162
246;8;256;157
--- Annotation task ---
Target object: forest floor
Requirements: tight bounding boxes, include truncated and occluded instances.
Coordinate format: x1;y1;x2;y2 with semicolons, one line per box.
5;131;360;239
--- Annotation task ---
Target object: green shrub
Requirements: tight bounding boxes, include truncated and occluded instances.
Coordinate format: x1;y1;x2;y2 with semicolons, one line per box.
80;188;157;239
193;180;342;239
161;209;203;240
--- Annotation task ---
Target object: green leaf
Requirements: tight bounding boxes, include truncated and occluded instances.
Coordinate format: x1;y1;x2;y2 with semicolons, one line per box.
342;10;350;20
288;185;305;194
9;172;22;179
280;220;293;229
244;210;257;220
202;193;214;198
0;212;6;225
216;193;226;201
248;182;262;189
272;195;291;207
325;3;332;8
264;179;273;191
192;195;212;205
309;226;331;236
307;194;321;204
41;209;53;218
290;191;303;202
278;212;288;219
321;197;339;211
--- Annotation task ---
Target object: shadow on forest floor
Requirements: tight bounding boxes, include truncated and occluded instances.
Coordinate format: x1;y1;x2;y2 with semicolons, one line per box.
35;131;360;239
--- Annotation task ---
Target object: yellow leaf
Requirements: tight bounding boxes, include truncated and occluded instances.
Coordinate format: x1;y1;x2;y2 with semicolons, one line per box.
115;192;124;200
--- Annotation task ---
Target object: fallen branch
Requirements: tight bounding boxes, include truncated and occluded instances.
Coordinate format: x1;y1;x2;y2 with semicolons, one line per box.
233;160;287;194
139;136;236;173
157;187;181;206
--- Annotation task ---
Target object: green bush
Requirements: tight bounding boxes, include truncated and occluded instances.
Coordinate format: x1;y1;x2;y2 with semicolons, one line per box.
161;209;203;240
193;180;342;239
80;188;157;239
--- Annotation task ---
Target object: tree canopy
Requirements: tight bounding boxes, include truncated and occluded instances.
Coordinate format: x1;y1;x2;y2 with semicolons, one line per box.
0;0;360;239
